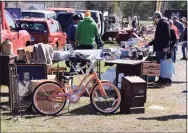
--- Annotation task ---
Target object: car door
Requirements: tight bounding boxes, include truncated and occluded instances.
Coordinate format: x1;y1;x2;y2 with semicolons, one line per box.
56;21;66;49
48;21;61;49
4;11;22;54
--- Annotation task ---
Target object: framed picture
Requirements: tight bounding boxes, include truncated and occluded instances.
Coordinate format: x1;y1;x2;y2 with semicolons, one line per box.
9;64;47;113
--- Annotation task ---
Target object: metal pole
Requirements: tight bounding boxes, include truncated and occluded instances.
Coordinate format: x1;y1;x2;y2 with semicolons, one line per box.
16;1;18;8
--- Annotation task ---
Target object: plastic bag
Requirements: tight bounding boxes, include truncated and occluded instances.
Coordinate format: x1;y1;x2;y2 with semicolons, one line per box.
160;58;175;79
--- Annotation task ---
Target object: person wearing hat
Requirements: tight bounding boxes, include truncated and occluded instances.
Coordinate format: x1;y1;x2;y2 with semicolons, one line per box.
67;14;81;50
148;11;171;86
75;11;100;49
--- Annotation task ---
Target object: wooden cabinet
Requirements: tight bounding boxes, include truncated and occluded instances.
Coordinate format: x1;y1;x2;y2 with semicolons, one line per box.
120;76;147;114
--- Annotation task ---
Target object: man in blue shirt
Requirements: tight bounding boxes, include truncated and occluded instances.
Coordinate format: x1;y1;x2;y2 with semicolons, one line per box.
67;14;81;49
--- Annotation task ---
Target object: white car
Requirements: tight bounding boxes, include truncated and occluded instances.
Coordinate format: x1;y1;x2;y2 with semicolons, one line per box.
22;10;56;19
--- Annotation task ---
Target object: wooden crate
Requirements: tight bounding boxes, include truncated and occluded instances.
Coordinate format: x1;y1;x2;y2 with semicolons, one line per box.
142;62;160;76
120;76;147;114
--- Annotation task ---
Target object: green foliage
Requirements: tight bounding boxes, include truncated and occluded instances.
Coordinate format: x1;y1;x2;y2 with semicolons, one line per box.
84;1;115;13
166;1;187;10
84;1;187;20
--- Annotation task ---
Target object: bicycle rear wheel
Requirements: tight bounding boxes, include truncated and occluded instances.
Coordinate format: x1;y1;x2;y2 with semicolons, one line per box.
90;82;121;114
33;81;66;116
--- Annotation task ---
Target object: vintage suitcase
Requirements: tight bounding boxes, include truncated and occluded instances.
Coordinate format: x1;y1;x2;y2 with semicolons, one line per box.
120;76;147;114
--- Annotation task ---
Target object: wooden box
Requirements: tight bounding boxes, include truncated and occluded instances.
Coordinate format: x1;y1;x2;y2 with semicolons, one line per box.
120;76;147;114
142;62;160;76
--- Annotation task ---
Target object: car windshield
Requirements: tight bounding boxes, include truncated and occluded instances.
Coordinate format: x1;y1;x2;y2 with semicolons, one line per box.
19;22;48;33
22;12;45;18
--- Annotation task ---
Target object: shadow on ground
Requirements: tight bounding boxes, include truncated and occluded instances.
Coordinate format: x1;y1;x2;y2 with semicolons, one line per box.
137;114;187;121
69;104;99;115
147;84;165;89
1;103;123;120
182;90;187;93
172;81;187;84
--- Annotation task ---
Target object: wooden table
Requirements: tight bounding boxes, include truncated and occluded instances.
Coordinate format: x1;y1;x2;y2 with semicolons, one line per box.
105;59;148;87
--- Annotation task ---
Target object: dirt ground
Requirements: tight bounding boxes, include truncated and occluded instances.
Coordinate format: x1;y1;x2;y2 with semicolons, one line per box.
1;46;187;132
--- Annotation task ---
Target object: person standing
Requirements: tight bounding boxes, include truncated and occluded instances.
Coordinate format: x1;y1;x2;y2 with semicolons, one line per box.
75;11;100;49
148;11;171;85
181;21;187;60
173;16;185;50
169;20;179;63
67;14;81;50
132;16;137;30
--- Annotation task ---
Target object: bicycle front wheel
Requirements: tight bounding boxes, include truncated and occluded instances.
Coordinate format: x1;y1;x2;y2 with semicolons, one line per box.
33;81;66;116
90;82;121;114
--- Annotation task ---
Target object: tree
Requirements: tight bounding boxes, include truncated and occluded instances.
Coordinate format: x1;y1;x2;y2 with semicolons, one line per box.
120;1;154;20
84;1;115;13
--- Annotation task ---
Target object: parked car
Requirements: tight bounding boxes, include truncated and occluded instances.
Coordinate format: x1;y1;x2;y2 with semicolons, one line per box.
1;10;30;54
76;10;104;36
17;18;67;50
56;12;84;34
22;10;56;19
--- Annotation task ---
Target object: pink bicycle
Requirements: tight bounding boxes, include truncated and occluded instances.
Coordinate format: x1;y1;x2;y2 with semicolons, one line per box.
32;53;121;115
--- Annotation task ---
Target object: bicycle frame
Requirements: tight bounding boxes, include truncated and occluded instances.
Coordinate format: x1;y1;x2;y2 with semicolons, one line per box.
48;59;107;102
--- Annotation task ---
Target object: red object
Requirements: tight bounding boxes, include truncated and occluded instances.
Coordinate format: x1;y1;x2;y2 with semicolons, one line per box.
0;2;31;54
171;24;180;40
116;32;130;44
18;18;67;50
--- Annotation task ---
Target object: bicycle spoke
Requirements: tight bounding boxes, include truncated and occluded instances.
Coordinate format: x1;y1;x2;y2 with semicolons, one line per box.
41;88;52;97
91;82;121;114
33;82;67;115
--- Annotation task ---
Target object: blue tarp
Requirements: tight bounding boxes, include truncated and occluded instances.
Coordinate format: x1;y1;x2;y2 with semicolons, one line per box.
5;8;22;20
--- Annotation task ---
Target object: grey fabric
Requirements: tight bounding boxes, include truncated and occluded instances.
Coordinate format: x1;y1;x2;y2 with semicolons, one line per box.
33;43;54;64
